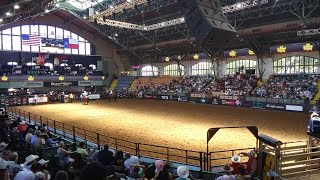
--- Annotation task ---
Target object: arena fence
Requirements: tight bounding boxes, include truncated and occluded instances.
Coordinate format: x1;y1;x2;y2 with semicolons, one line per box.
7;107;209;169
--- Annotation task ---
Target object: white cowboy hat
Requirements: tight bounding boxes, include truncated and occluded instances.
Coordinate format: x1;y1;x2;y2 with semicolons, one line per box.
19;121;26;125
37;159;49;166
177;166;189;178
221;164;234;172
231;155;241;163
0;142;8;151
311;112;319;119
24;155;39;165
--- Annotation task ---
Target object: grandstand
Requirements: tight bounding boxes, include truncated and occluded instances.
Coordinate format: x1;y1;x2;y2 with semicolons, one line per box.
0;0;320;180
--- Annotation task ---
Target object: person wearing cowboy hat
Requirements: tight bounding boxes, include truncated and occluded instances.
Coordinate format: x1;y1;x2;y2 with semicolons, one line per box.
230;155;241;175
175;166;191;180
0;142;8;152
22;155;39;170
239;150;258;176
37;159;50;180
216;164;236;180
308;112;320;133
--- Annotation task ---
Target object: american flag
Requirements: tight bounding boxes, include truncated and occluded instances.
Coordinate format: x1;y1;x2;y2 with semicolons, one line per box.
21;34;41;46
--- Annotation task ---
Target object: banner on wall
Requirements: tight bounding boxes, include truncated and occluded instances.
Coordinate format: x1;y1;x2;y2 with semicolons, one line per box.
224;48;255;58
41;38;64;53
270;42;317;54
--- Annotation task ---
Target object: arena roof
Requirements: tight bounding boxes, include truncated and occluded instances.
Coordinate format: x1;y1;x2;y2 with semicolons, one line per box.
0;0;319;63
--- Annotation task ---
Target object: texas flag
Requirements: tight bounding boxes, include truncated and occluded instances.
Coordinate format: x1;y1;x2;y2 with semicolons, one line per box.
64;38;79;49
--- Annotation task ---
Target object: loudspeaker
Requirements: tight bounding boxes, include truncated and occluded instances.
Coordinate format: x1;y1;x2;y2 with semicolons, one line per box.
181;0;237;48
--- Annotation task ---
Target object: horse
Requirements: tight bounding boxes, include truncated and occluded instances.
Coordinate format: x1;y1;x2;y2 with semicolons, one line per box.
82;96;89;105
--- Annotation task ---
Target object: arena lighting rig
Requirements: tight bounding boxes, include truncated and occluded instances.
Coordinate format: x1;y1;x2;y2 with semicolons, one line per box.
88;0;269;31
297;28;320;36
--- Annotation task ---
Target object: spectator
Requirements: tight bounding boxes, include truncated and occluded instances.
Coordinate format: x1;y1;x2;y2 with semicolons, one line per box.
16;121;27;134
37;159;50;180
0;142;8;153
239;150;257;176
55;171;68;180
230;155;241;175
22;155;39;171
35;133;47;149
154;160;173;180
88;144;99;162
216;164;236;180
76;142;88;158
176;166;190;180
30;131;40;146
124;153;140;171
57;141;73;167
79;162;113;180
24;129;33;143
114;150;124;166
14;163;38;180
236;164;251;180
98;144;114;166
0;159;12;180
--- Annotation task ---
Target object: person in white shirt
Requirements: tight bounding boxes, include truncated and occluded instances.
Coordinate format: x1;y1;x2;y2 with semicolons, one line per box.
24;129;34;143
124;153;140;170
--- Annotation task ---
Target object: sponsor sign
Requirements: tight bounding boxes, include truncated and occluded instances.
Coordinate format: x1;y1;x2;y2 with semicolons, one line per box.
51;82;73;86
0;96;28;106
28;96;48;104
286;105;303;112
88;94;101;100
212;98;220;105
178;96;188;102
251;101;265;109
161;96;169;100
265;104;285;110
221;99;236;106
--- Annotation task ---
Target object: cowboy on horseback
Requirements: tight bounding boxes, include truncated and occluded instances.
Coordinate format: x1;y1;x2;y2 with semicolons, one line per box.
80;91;89;105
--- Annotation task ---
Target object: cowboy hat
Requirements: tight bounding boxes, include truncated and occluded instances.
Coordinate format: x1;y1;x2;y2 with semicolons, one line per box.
37;159;49;166
0;142;8;151
231;155;241;163
311;112;319;119
248;150;258;158
177;166;189;178
19;121;26;125
24;155;39;165
221;164;234;172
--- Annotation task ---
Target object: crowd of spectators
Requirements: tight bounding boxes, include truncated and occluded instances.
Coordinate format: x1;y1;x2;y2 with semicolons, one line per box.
0;109;198;180
251;74;317;100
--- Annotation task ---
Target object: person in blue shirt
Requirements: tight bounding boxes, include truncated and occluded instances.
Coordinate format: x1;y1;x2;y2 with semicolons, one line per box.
308;112;320;133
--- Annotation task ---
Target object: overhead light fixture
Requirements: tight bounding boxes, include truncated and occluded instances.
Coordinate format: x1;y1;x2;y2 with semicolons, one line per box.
110;5;114;9
0;19;3;23
95;11;99;14
55;3;60;7
14;5;20;9
127;0;132;2
6;12;11;16
114;33;118;37
45;9;50;13
83;15;87;19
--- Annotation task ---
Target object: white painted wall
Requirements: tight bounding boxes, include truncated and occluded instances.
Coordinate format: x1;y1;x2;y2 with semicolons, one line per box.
139;51;320;79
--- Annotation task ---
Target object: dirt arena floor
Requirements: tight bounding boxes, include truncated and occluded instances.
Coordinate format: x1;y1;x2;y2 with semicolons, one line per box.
17;99;309;153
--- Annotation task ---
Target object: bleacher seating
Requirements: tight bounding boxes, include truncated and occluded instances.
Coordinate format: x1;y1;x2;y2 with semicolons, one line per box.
113;76;135;91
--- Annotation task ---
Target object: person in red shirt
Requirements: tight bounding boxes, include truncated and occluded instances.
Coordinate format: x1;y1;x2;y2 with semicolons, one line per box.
230;155;241;175
17;121;28;134
239;150;258;176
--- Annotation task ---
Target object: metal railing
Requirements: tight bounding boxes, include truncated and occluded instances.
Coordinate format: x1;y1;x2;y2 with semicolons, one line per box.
7;107;206;170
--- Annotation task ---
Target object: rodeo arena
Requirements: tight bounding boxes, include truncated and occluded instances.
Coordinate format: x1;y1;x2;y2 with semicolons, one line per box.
1;1;320;180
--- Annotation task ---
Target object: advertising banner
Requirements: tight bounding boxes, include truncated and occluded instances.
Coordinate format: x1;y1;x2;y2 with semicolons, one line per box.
178;96;189;102
0;96;28;106
28;96;48;104
198;98;212;104
88;94;101;100
161;96;169;100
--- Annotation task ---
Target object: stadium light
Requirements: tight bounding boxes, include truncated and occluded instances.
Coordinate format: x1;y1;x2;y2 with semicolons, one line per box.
0;18;3;23
5;12;11;16
14;5;20;10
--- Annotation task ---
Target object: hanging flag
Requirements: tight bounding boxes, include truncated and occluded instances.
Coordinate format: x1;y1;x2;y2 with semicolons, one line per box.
64;38;79;49
21;34;41;46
